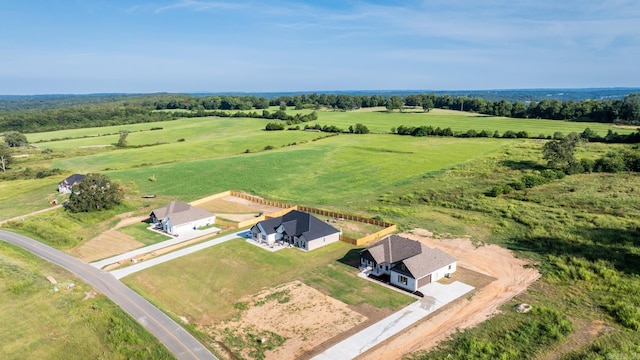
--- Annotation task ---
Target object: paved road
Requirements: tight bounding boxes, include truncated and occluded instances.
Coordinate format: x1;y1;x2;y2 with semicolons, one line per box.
0;229;217;360
111;230;245;279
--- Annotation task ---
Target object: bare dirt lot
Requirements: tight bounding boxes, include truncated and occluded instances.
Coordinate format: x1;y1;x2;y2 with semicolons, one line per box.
358;228;541;360
68;214;148;262
203;281;367;360
197;196;284;216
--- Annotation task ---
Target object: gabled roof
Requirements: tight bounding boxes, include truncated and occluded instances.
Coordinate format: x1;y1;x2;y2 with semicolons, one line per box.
392;247;456;280
60;173;85;186
254;210;339;240
361;235;456;280
361;235;423;264
150;201;214;227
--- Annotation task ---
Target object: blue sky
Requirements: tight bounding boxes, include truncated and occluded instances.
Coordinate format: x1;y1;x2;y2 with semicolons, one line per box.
1;0;639;94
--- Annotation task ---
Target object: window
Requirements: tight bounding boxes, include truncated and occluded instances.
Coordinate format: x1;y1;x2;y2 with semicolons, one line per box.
398;275;408;285
448;264;452;270
386;265;389;271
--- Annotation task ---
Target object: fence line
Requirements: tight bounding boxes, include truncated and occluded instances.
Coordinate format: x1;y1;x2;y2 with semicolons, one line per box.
206;191;399;245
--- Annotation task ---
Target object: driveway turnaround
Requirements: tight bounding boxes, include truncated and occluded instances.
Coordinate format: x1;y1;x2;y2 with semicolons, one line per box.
312;281;474;360
91;226;221;269
0;230;218;360
111;230;244;279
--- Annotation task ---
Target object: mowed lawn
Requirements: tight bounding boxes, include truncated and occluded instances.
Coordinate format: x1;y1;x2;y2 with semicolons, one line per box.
108;135;513;206
122;238;411;323
314;108;636;136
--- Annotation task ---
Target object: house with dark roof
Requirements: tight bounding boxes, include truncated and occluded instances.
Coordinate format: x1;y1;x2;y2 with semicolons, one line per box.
149;201;216;236
58;174;86;194
250;210;341;251
360;235;457;292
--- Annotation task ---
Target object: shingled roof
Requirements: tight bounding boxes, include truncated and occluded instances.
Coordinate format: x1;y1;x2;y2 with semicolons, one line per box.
255;210;339;240
150;201;214;227
362;235;423;264
60;173;85;186
362;235;456;280
392;247;457;280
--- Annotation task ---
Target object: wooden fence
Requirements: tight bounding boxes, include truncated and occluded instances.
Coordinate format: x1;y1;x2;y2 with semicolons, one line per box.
202;190;399;244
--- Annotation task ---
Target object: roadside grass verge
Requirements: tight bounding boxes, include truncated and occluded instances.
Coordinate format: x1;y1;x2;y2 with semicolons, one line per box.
0;242;174;359
123;239;412;324
2;203;136;249
118;222;172;246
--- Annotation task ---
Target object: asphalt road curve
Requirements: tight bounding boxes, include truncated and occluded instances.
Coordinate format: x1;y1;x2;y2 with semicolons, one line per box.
0;229;217;360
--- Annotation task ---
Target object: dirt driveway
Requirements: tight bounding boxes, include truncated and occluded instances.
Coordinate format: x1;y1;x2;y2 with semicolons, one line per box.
358;229;541;359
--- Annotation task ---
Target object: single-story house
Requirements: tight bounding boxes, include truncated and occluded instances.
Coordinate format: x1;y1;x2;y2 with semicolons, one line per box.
149;201;216;236
359;235;457;292
250;210;341;251
58;174;86;194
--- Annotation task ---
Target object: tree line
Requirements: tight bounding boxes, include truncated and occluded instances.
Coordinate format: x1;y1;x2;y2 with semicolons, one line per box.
2;92;639;133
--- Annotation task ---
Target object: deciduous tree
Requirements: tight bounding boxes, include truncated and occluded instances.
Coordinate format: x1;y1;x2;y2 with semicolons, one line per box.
65;173;124;212
4;131;28;147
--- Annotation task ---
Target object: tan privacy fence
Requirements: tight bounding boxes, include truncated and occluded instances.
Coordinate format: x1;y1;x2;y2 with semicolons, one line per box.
201;190;396;246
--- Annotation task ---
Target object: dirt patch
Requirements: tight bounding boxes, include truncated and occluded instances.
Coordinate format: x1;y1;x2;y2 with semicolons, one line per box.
358;229;541;359
539;319;615;360
216;213;257;222
203;281;367;360
68;215;148;262
198;196;284;215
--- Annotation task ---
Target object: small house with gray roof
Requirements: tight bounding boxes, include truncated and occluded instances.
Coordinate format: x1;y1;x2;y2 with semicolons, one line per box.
250;210;341;251
149;201;216;236
360;235;457;292
58;174;86;194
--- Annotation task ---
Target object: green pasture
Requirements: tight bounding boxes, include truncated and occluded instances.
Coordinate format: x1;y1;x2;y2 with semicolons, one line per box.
0;242;173;360
315;108;637;136
0;178;60;220
48;117;326;171
123;238;411;322
108;135;512;207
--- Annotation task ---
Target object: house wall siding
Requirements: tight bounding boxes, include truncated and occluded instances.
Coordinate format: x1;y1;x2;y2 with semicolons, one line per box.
429;261;457;283
390;270;417;292
306;232;340;251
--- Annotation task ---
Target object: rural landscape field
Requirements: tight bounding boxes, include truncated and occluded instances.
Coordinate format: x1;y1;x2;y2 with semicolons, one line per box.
1;90;640;359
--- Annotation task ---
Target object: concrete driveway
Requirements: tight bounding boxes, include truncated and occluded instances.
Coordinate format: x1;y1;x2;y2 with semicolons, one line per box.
312;281;474;360
111;230;244;279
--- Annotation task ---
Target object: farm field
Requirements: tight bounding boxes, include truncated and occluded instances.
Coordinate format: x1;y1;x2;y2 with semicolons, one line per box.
2;107;640;359
0;242;174;359
314;107;637;136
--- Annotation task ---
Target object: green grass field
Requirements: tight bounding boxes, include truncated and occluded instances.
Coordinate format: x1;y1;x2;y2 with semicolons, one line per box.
314;108;637;136
123;238;411;322
0;242;174;359
4;108;640;358
107;135;512;207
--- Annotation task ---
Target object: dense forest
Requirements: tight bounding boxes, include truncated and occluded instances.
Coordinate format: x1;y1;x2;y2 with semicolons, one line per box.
1;92;639;133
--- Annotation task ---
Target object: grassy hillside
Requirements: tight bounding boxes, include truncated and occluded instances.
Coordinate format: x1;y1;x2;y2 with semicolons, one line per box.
2;109;640;358
0;242;174;359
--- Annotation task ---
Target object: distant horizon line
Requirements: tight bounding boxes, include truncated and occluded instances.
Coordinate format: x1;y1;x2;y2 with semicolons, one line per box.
1;86;640;97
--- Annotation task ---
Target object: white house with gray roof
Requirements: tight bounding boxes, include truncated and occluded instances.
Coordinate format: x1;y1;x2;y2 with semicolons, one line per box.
149;201;216;236
360;235;457;292
250;210;341;251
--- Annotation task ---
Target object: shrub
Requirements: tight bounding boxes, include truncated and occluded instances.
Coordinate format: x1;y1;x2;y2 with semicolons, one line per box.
263;145;274;150
177;138;185;142
265;122;285;131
